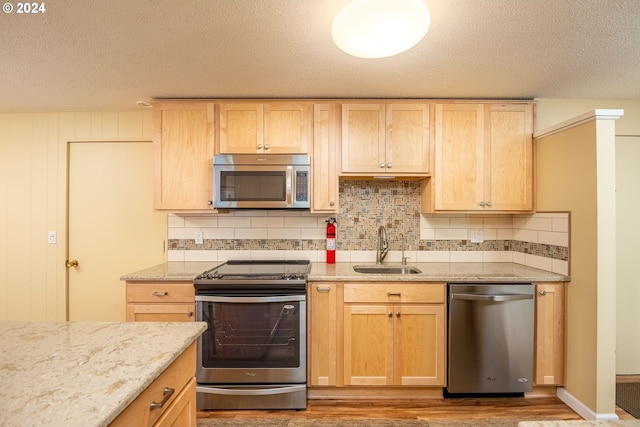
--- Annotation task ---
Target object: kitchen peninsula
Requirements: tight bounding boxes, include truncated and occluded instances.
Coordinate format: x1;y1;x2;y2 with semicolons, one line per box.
0;321;206;427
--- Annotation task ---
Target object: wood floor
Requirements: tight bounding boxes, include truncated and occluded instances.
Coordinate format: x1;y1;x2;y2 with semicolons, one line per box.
198;396;582;421
198;380;639;421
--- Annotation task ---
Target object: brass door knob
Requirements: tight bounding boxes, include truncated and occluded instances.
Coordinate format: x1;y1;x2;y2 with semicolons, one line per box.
65;259;79;268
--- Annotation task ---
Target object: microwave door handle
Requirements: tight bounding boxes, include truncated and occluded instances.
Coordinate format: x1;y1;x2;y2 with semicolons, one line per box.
286;166;293;206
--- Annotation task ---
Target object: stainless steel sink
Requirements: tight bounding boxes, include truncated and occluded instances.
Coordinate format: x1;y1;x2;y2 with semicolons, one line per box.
353;265;422;274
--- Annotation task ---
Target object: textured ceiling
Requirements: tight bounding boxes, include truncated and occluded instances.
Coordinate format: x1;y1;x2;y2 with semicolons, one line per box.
2;0;640;111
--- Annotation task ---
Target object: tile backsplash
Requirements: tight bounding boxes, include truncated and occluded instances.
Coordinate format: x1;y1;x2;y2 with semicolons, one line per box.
168;180;569;275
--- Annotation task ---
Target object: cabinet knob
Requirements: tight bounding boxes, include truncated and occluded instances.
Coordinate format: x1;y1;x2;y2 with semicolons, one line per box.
187;311;194;317
539;290;547;296
207;200;213;206
264;144;270;150
329;201;335;207
396;312;401;318
380;163;385;168
387;163;392;169
487;201;492;207
257;144;262;149
479;201;485;207
388;312;393;318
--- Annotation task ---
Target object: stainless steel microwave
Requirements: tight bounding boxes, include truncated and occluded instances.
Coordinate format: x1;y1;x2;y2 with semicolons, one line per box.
213;154;311;209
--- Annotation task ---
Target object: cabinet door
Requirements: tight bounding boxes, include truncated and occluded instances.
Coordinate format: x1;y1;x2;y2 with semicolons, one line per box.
153;378;196;427
394;304;445;386
309;283;338;386
535;282;565;386
343;304;394;386
386;104;430;174
485;103;533;211
312;104;339;212
218;103;264;153
264;102;311;153
434;103;485;211
341;104;386;173
126;304;195;322
153;102;215;210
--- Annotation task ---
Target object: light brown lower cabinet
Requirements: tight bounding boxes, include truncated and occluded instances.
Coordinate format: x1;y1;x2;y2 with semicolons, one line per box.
534;282;566;386
110;343;197;427
126;281;195;322
309;282;446;388
343;303;445;386
309;283;339;386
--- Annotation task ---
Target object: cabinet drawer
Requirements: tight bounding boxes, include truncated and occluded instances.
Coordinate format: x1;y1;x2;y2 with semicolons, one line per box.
127;282;195;303
126;304;196;322
110;343;196;427
343;283;445;304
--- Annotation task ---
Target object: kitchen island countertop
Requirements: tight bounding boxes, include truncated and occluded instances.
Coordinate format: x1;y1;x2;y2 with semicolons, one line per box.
0;320;206;427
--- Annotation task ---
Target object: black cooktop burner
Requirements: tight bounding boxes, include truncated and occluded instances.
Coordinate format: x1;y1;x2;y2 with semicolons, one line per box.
194;260;311;293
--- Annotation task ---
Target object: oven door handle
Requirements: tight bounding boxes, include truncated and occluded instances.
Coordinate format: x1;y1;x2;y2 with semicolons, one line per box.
196;385;306;396
195;295;306;303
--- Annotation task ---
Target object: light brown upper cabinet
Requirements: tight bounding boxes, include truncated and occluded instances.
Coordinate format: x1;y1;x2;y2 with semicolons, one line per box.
341;103;430;176
153;102;215;211
425;102;533;212
218;102;312;154
312;103;340;213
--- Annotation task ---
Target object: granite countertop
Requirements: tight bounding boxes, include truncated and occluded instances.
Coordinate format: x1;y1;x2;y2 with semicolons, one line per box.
0;321;207;427
120;261;569;283
120;261;218;282
310;262;570;282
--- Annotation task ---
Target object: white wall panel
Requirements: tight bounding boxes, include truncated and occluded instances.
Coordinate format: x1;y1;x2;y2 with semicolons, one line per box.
0;110;153;321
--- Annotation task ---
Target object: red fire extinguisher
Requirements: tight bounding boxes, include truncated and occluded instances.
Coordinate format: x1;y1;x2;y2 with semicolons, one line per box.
326;218;337;264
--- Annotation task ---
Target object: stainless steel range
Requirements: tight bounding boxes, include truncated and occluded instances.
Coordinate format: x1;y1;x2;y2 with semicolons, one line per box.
194;260;310;410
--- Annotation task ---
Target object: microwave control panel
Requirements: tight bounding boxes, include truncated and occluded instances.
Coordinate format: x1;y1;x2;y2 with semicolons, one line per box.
296;171;308;202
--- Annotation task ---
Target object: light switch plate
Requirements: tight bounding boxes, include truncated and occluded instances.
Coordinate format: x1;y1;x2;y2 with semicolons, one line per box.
48;231;57;244
195;231;204;245
470;229;484;243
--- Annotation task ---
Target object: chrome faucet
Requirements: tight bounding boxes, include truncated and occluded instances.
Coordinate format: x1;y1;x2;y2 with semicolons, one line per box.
400;233;410;265
376;225;389;264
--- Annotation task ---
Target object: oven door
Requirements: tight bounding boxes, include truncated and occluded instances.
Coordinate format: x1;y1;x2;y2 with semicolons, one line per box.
196;294;306;384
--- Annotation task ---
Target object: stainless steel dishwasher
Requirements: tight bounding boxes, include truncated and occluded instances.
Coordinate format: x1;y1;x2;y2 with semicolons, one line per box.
447;283;535;395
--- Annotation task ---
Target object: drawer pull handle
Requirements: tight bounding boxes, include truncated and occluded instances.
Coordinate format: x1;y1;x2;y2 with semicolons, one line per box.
387;292;401;297
316;286;332;293
152;291;168;297
150;387;174;409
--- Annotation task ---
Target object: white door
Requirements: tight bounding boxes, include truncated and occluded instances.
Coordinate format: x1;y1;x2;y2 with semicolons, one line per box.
67;141;166;321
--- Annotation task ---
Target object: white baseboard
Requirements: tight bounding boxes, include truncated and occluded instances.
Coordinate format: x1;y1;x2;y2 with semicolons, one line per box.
557;387;619;421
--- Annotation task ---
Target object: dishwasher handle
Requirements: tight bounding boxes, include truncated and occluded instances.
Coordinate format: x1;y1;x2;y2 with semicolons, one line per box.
451;293;533;302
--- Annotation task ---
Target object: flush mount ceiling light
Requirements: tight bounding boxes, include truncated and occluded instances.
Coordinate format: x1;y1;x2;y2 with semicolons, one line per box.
331;0;431;59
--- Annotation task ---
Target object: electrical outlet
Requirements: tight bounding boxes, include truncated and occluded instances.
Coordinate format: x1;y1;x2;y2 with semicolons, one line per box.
48;231;57;244
470;229;484;243
195;231;204;245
